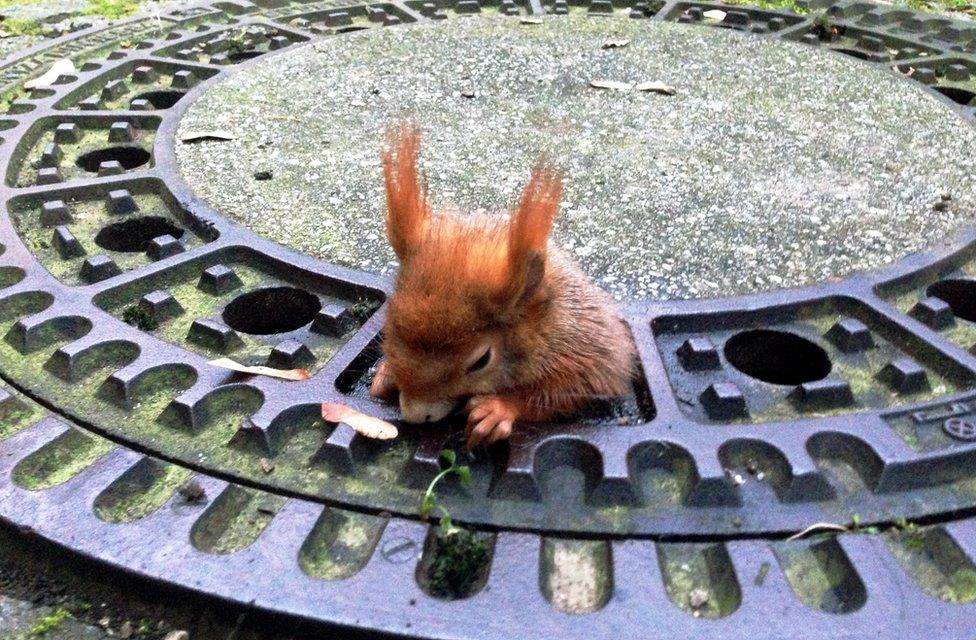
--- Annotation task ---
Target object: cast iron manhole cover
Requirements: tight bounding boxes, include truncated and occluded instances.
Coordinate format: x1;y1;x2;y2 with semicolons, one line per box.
1;0;976;638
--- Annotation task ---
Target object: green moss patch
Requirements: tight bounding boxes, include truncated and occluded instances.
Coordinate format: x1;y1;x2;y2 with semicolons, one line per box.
299;508;387;581
12;427;115;490
190;485;285;554
773;538;866;613
657;542;741;618
419;527;492;599
94;457;191;523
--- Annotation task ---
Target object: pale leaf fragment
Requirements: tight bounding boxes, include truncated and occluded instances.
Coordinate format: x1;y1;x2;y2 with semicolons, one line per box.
520;16;543;24
702;9;727;22
24;59;76;90
178;130;236;143
590;79;633;91
786;522;849;541
208;357;310;381
321;402;399;440
635;80;676;95
602;37;631;49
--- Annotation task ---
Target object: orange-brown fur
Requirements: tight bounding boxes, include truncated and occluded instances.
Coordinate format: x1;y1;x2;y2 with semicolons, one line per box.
372;123;636;448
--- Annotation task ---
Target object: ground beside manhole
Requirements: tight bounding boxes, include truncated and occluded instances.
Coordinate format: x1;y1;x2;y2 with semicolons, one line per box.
178;13;976;300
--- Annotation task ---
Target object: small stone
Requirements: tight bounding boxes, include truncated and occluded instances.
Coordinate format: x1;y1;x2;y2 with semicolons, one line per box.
259;458;275;474
119;621;133;639
164;632;190;640
253;169;273;180
689;587;710;609
460;88;476;98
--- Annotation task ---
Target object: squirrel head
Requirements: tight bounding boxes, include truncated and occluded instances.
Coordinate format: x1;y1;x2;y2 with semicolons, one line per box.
379;123;562;423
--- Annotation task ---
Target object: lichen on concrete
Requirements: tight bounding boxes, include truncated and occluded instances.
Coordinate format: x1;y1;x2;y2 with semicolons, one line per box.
178;14;976;301
540;538;612;613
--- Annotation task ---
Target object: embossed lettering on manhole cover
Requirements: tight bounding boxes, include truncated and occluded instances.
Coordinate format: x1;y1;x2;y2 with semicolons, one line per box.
381;536;419;563
943;417;976;441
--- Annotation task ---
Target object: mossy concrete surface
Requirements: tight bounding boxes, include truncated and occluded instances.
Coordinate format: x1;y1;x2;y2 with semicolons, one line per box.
0;598;107;639
178;14;976;300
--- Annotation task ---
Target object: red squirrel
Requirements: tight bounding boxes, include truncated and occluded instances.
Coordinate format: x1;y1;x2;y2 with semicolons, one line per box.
369;123;636;449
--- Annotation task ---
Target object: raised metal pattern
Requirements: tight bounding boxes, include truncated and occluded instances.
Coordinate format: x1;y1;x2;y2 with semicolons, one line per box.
1;0;976;637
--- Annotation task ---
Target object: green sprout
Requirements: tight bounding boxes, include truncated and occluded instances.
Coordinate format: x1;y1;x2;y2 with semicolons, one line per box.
419;449;472;530
894;517;925;549
226;28;250;54
419;450;489;599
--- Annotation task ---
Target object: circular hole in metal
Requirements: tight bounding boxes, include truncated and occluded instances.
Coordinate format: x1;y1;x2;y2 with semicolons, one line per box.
932;85;976;106
222;286;322;335
130;90;185;109
76;146;150;172
724;329;831;385
94;216;184;252
927;279;976;322
228;50;264;63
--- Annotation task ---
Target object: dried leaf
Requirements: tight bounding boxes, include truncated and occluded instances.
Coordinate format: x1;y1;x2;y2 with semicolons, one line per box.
520;16;543;24
259;458;275;474
178;130;236;143
321;402;399;440
635;80;676;95
208;358;310;381
602;37;630;49
786;522;848;541
590;79;633;91
702;9;726;22
24;58;76;90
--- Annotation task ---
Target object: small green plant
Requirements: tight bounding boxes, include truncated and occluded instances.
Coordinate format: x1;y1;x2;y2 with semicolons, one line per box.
849;513;880;535
80;0;141;20
0;17;44;37
420;450;490;599
349;297;381;322
226;28;250;54
894;517;926;549
122;304;158;330
419;449;471;525
27;608;71;638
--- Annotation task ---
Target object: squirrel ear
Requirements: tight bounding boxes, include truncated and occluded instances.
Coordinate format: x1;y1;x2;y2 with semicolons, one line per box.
382;122;430;261
502;163;562;305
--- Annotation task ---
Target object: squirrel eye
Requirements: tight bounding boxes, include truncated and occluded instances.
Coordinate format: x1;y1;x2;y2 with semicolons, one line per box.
466;348;492;373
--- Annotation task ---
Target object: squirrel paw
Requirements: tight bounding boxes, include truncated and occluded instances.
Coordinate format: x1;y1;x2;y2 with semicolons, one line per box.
368;360;398;402
465;395;518;450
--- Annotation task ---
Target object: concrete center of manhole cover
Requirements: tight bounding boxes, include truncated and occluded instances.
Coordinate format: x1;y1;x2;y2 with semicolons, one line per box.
176;15;976;301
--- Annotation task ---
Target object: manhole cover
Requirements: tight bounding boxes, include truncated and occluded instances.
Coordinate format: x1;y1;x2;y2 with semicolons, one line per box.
0;0;975;638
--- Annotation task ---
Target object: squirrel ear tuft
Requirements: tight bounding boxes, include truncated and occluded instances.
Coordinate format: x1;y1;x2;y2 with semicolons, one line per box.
501;162;562;305
382;121;430;261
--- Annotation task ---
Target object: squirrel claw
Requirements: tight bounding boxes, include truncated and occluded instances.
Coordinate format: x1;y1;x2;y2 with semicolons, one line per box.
465;395;518;450
369;360;398;402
